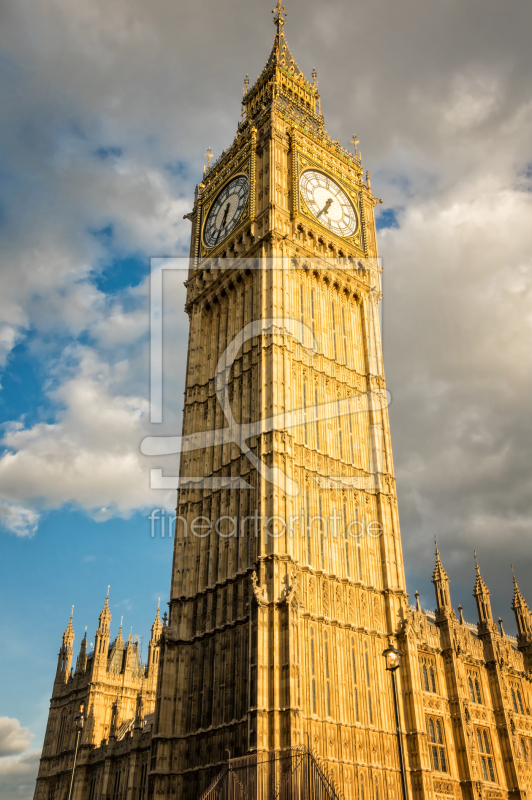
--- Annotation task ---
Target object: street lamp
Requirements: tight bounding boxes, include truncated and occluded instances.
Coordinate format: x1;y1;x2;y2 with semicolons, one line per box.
67;704;85;800
383;644;408;800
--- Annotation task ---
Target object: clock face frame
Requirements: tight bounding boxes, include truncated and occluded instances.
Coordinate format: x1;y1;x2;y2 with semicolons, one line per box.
203;174;249;248
299;169;358;238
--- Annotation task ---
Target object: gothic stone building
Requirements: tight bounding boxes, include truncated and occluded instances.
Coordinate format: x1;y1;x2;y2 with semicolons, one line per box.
34;3;532;800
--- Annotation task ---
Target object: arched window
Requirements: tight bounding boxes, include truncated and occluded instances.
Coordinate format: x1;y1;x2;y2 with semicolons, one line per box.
423;664;429;692
364;641;373;725
427;716;447;772
374;776;379;800
360;774;365;800
324;630;332;717
475;679;482;705
56;713;68;754
469;677;476;703
351;637;359;723
512;688;519;713
357;546;363;582
343;506;350;578
521;738;528;762
310;627;316;715
477;728;496;782
517;690;525;715
430;666;436;694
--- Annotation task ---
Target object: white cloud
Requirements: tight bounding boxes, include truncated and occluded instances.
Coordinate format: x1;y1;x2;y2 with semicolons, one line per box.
0;503;39;538
0;346;178;533
0;719;34;757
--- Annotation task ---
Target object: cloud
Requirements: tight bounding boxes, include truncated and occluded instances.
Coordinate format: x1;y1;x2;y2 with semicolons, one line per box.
0;345;178;534
0;750;41;800
0;0;530;618
0;719;34;757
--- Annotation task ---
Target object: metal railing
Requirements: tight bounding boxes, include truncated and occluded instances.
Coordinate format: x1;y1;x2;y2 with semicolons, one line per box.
199;747;342;800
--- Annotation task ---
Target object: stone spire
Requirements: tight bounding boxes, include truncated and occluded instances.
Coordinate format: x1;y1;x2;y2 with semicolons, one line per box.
56;607;75;681
238;0;323;138
76;627;88;673
432;538;452;619
93;589;112;663
473;552;495;633
511;565;532;645
147;602;163;681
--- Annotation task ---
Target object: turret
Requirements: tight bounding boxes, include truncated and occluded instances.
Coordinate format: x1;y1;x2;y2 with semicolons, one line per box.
93;590;112;667
432;539;452;620
511;565;532;646
147;603;163;681
75;627;88;674
55;607;75;682
473;552;496;634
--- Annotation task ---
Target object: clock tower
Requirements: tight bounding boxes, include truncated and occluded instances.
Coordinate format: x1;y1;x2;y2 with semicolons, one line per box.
149;2;408;797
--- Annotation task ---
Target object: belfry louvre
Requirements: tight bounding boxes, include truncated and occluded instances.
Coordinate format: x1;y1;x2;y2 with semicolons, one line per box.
34;3;532;800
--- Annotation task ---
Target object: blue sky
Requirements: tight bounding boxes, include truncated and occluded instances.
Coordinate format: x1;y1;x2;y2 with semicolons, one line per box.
2;0;532;797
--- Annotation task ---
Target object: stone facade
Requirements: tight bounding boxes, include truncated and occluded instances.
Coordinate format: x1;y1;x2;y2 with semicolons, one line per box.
33;598;162;800
33;4;532;800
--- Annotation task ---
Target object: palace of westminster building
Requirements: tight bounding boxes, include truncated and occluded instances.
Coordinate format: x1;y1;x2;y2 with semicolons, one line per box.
34;3;532;800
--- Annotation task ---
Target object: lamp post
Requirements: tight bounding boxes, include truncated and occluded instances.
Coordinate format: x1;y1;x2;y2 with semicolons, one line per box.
383;644;408;800
67;705;84;800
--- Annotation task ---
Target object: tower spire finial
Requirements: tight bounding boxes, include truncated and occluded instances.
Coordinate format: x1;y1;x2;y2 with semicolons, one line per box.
272;0;287;32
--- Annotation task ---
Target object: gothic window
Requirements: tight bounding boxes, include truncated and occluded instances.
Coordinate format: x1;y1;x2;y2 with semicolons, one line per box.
303;381;308;445
337;397;344;459
469;677;476;703
358;545;363;582
342;306;348;365
88;777;97;800
324;629;332;717
374;776;379;800
423;664;430;692
343;506;350;578
360;774;365;800
427;716;448;772
305;491;311;566
521;738;528;762
56;713;68;754
310;289;317;350
351;637;359;723
475;679;482;704
476;728;496;782
517;689;525;715
315;387;320;450
430;666;437;693
310;627;317;714
331;302;338;361
364;641;373;725
512;688;519;713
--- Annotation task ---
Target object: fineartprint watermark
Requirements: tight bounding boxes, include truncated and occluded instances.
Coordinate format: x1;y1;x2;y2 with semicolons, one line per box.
148;508;385;541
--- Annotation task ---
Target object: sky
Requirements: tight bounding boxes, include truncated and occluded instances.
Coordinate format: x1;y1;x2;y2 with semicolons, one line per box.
1;0;532;796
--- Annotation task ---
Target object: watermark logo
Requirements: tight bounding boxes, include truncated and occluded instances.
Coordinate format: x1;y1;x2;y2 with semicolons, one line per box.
141;257;389;496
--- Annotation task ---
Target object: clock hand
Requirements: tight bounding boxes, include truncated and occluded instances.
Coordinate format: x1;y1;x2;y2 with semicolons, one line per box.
215;202;231;243
316;197;333;219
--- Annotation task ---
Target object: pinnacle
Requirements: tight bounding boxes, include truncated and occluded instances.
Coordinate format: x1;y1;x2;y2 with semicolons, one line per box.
432;537;449;584
473;552;490;597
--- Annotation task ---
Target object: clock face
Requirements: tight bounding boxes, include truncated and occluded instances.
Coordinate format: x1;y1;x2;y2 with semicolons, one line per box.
203;175;249;247
299;170;358;238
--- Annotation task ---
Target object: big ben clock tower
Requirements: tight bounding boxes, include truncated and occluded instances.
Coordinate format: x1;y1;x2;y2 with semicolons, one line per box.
149;2;408;797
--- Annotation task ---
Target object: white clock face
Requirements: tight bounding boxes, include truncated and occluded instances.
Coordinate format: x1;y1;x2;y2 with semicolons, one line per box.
300;170;358;238
204;175;249;247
